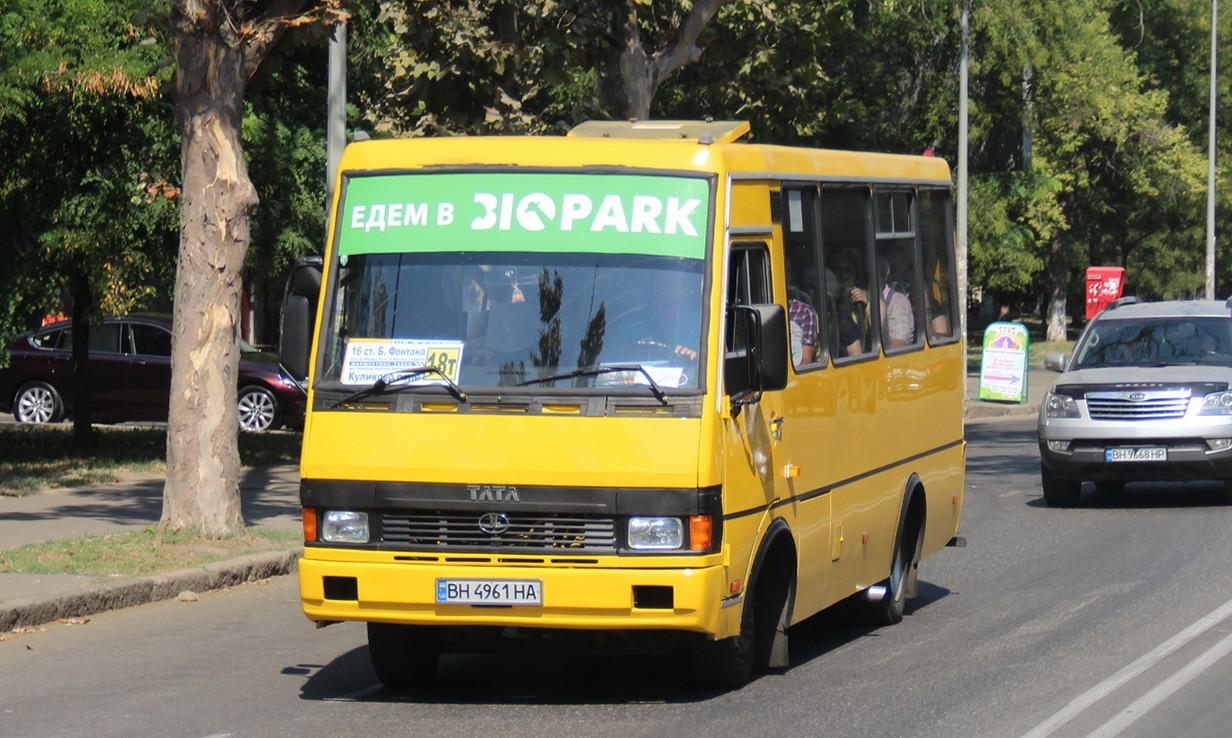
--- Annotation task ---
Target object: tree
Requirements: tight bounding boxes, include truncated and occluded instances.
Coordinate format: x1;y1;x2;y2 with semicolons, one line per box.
162;0;344;537
0;0;179;445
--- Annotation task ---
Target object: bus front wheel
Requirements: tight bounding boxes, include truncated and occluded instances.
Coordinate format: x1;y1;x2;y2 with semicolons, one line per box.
367;622;440;690
688;598;756;689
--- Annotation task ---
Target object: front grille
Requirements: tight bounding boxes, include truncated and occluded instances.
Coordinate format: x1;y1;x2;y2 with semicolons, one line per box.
1086;389;1190;420
383;511;617;552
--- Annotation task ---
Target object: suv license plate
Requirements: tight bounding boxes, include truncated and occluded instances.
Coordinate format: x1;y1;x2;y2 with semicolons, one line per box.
1105;447;1167;462
436;578;542;606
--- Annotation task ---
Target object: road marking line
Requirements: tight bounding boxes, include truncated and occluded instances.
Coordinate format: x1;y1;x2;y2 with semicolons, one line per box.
1085;628;1232;738
1020;595;1232;738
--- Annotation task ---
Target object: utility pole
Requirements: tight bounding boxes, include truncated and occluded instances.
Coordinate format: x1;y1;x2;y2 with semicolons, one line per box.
958;0;970;342
1207;0;1219;299
327;21;347;214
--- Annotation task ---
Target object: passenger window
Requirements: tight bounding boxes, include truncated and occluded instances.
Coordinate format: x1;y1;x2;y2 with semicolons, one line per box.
874;191;923;352
87;324;122;354
130;324;173;357
920;189;958;343
32;328;67;350
819;188;875;361
782;187;823;369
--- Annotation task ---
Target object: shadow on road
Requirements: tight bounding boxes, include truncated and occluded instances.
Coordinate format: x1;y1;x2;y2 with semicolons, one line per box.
293;581;953;706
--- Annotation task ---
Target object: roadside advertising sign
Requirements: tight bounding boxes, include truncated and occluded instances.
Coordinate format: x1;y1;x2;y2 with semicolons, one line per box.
978;321;1031;404
1085;266;1126;320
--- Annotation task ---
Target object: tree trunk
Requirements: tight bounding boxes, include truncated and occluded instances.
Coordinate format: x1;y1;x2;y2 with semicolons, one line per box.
162;4;259;537
68;274;94;449
1046;230;1069;343
601;0;733;121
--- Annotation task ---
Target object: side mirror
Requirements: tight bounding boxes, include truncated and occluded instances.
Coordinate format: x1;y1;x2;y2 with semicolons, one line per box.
1043;352;1069;372
726;303;788;411
279;256;323;382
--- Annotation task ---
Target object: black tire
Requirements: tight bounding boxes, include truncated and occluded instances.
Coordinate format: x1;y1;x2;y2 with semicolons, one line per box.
1220;480;1232;505
367;622;440;690
854;512;922;626
237;385;279;432
688;591;756;689
1041;462;1082;507
14;381;65;424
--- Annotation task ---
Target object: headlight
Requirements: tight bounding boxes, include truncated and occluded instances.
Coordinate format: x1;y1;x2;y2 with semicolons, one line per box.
1199;391;1232;416
628;517;683;550
321;510;370;543
1044;392;1080;419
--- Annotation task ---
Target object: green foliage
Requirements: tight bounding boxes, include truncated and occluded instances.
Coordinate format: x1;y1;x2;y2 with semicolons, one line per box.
0;0;178;346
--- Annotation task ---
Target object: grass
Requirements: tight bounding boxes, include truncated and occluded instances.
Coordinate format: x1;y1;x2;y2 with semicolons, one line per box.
0;425;301;497
0;527;301;576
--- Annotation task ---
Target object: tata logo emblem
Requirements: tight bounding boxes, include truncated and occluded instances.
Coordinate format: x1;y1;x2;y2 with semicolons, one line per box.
468;484;520;503
478;512;511;535
1127;392;1147;402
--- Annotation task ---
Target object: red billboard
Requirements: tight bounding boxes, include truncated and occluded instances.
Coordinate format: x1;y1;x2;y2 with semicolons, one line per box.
1085;266;1126;320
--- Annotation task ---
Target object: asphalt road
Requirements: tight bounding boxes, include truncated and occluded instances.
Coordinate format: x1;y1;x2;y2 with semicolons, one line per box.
4;415;1232;738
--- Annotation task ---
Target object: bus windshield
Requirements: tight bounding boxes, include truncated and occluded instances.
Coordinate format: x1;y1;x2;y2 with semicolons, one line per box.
321;252;705;390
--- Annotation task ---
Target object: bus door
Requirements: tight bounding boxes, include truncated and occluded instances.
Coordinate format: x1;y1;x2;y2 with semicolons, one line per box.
720;242;787;598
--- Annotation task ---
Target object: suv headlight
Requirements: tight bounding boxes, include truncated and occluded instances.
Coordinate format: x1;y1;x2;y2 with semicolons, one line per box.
1199;391;1232;416
1044;392;1080;419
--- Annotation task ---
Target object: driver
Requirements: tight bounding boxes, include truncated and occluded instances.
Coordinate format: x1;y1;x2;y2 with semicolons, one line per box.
648;269;701;361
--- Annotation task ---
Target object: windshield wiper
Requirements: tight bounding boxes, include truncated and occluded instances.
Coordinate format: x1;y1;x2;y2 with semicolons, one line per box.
518;365;668;405
330;365;468;408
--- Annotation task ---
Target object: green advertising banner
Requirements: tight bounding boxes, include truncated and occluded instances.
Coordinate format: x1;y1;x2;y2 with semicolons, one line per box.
978;322;1031;403
337;172;711;259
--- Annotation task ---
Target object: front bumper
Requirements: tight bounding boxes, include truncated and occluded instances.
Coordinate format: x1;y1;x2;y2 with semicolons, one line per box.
299;551;734;638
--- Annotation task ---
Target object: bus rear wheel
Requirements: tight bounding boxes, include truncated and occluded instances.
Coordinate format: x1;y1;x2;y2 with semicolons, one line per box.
855;512;922;626
367;622;440;690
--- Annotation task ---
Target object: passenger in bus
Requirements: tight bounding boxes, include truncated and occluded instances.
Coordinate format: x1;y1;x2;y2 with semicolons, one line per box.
878;257;914;348
785;255;819;365
826;265;870;357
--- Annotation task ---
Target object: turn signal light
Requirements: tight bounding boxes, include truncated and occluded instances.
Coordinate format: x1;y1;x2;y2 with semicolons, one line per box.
302;507;318;542
689;515;712;551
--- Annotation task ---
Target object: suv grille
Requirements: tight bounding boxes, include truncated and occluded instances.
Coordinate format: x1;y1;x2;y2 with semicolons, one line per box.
1086;389;1191;420
382;511;617;552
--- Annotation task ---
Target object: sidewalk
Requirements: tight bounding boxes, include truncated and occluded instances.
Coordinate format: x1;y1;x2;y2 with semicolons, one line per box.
1;367;1058;632
0;465;302;631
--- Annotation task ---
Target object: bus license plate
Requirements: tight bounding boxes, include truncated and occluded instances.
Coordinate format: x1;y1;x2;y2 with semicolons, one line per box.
436;578;542;606
1105;447;1166;462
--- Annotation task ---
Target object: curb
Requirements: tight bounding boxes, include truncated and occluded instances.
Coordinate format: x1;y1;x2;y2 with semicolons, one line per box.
0;549;299;632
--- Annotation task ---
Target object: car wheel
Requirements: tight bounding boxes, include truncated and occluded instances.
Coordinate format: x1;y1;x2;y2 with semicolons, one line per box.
237;385;279;432
1041;462;1082;507
14;381;65;424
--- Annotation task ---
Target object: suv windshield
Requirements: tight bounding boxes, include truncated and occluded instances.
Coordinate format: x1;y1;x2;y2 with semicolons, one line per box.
319;170;712;392
1073;316;1232;369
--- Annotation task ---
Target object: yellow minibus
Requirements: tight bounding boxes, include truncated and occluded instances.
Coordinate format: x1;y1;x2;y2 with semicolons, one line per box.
280;120;966;689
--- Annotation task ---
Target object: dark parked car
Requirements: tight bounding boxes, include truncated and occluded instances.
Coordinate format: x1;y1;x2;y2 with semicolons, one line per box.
0;316;305;432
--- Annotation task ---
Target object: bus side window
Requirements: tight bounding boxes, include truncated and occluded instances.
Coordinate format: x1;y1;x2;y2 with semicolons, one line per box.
782;186;824;369
726;243;772;352
820;188;875;361
874;190;923;353
920;189;958;342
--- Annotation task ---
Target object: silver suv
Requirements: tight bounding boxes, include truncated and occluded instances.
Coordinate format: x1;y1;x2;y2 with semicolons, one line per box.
1038;298;1232;506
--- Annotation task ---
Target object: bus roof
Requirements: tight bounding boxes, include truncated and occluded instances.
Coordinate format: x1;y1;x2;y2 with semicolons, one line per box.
336;123;952;186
